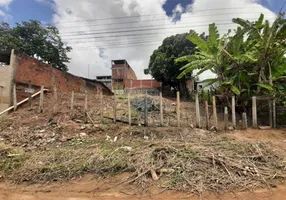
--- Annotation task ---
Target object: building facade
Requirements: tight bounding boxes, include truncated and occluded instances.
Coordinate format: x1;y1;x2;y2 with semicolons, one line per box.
111;59;161;94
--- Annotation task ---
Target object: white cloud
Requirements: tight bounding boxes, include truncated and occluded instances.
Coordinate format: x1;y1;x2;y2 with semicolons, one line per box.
0;0;12;18
0;9;4;16
0;0;12;7
52;0;276;80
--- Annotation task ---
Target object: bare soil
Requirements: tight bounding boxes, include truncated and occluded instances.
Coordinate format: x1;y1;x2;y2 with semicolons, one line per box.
1;92;286;199
1;174;286;200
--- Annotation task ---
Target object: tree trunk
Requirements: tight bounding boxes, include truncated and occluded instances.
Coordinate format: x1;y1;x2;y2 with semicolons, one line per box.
179;80;190;99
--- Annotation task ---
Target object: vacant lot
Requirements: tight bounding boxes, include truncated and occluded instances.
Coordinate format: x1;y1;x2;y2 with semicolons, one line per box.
0;93;285;199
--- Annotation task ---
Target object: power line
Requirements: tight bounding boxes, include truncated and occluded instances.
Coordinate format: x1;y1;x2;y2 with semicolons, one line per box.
58;10;267;30
55;6;250;24
61;22;231;37
70;27;234;49
60;22;240;41
59;17;274;36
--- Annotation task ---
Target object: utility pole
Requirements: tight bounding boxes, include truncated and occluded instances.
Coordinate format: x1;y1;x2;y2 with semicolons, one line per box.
88;64;90;79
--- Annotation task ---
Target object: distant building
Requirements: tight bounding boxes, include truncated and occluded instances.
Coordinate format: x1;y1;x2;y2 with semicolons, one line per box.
111;59;161;94
96;75;112;90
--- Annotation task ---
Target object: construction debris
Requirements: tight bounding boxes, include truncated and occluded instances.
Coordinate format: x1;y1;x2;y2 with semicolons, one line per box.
131;96;159;112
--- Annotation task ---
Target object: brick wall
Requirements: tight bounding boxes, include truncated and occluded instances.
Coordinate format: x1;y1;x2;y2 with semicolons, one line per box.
124;79;161;89
112;61;137;89
13;55;112;102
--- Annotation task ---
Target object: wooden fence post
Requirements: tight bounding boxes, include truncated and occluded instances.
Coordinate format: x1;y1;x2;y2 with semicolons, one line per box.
144;91;148;127
100;90;103;124
252;96;257;128
177;91;180;127
113;94;117;123
128;92;131;126
84;90;88;112
242;112;248;130
160;91;163;126
53;86;57;114
39;85;44;113
28;82;32;108
231;96;236;129
71;90;74;111
0;86;3;106
273;98;276;128
224;107;228;131
195;93;201;128
212;96;218;128
205;101;209;130
13;84;17;111
269;100;273;128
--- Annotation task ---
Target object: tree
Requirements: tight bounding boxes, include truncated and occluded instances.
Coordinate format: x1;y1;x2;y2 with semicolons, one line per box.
0;20;72;71
176;13;286;104
147;32;199;97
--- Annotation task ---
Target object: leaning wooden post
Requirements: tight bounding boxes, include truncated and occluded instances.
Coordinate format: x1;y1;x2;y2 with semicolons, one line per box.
100;90;103;124
212;96;218;128
160;91;163;126
273;97;276;128
128;92;131;126
205;101;209;130
231;96;236;129
252;96;257;128
71;90;74;111
177;91;180;127
144;91;148;127
242;112;248;130
13;84;17;111
39;85;44;113
113;94;117;123
195;93;201;128
53;85;58;114
224;107;228;131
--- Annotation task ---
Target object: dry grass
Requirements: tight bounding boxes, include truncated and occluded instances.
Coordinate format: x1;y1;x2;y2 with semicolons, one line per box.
0;132;285;195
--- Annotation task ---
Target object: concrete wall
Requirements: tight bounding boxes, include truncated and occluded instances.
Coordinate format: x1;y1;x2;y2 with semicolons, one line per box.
0;50;15;112
0;64;12;111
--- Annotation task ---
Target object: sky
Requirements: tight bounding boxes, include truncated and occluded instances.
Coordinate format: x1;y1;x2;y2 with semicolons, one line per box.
0;0;285;80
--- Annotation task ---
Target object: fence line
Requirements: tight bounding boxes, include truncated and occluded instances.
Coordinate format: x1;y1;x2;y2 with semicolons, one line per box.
5;85;285;130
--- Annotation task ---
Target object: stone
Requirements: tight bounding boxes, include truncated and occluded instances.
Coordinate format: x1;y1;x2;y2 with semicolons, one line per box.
79;132;87;137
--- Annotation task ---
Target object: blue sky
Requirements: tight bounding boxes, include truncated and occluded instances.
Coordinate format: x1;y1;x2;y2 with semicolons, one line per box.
1;0;285;25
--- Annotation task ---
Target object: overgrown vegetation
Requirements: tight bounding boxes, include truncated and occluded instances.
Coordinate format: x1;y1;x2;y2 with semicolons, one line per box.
176;13;286;105
0;130;284;194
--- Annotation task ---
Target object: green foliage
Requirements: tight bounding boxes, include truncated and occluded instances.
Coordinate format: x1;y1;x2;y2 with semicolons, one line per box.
147;32;200;97
177;13;286;102
0;20;72;71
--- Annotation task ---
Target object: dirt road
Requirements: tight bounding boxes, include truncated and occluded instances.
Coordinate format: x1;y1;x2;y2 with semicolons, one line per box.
1;175;286;200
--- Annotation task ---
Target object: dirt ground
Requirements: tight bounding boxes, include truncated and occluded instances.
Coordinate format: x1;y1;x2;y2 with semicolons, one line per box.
0;128;285;200
1;174;286;200
1;92;286;200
